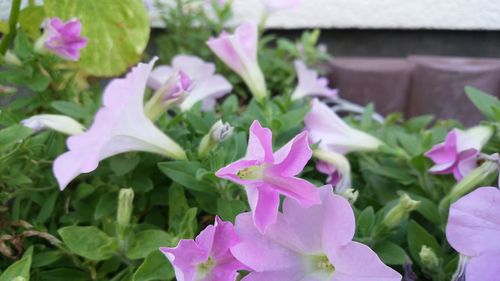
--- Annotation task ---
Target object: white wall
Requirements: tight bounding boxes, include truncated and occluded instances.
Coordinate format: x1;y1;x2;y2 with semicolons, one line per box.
2;0;500;30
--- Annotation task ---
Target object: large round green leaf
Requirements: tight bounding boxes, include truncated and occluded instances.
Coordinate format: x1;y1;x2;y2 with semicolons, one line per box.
44;0;150;77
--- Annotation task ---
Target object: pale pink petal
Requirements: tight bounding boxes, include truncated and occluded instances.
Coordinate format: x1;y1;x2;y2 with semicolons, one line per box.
292;60;338;100
446;187;500;257
270;131;312;176
465;251;500;281
425;133;457;164
180;74;232;111
246;185;280;233
231;213;305;272
329;241;402;281
207;32;245;75
160;240;208;281
454;149;478;180
172;55;216;81
264;175;320;208
247;120;274;163
242;268;308;281
211;217;240;259
147;65;174;90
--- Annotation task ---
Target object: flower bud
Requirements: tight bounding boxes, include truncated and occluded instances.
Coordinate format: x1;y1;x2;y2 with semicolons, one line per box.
419;245;439;271
198;120;234;158
117;188;134;229
21;114;85;135
340;188;358;204
5;51;22;66
382;193;420;229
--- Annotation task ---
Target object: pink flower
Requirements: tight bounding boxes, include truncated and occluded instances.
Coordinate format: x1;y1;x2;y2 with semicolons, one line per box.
160;217;247;281
425;126;492;181
207;22;267;101
305;99;383;155
261;0;300;12
216;120;320;233
291;60;338;100
41;17;88;61
147;55;232;111
231;185;402;281
53;58;186;190
446;187;500;280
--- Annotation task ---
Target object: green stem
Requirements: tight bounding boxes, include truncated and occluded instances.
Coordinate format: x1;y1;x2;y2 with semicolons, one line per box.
0;0;22;55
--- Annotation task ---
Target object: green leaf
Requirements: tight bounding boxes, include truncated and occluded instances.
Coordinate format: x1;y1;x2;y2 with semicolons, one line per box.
51;101;89;119
94;192;118;220
126;230;173;260
19;6;45;39
465;86;500;121
374;241;408;265
133;250;175;281
356;206;375;237
44;0;150;76
158;161;215;193
407;220;443;267
217;198;247;222
0;20;9;34
0;247;32;281
37;191;59;223
0;125;32;153
168;184;189;234
39;269;88;281
32;251;63;268
109;153;140;176
178;208;198;239
58;226;119;261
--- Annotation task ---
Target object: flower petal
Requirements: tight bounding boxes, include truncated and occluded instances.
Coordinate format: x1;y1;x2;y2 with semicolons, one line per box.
148;65;174;90
231;213;305;272
465;251;500;281
265;175;320;208
328;241;402;281
446;187;500;256
247;120;274;163
270;131;312;176
160;240;208;281
246;184;280;233
180;74;232;111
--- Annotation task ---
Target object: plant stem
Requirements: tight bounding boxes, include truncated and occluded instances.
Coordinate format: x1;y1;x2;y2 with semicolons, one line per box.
0;0;22;55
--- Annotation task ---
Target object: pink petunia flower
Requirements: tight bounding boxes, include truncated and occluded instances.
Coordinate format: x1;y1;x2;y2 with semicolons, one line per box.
207;21;267;101
53;58;186;190
291;60;338;100
305;99;382;191
425;126;492;181
231;185;402;281
216;120;320;233
446;186;500;280
41;17;88;61
261;0;300;13
147;55;232;112
160;217;247;281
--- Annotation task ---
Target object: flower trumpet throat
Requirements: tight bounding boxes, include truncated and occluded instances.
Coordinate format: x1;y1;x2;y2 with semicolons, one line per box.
382;193;421;229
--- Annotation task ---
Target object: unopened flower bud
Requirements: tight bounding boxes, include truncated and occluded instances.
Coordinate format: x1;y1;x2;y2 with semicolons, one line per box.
21;114;85;135
419;245;439;271
5;51;22;66
117;188;134;229
198;120;234;158
382;193;420;229
341;188;358;204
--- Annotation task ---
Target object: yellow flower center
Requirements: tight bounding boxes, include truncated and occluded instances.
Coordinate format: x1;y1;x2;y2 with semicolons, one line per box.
237;165;265;180
315;255;335;272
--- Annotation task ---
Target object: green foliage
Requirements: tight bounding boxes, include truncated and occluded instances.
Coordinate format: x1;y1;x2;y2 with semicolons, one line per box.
58;226;119;260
